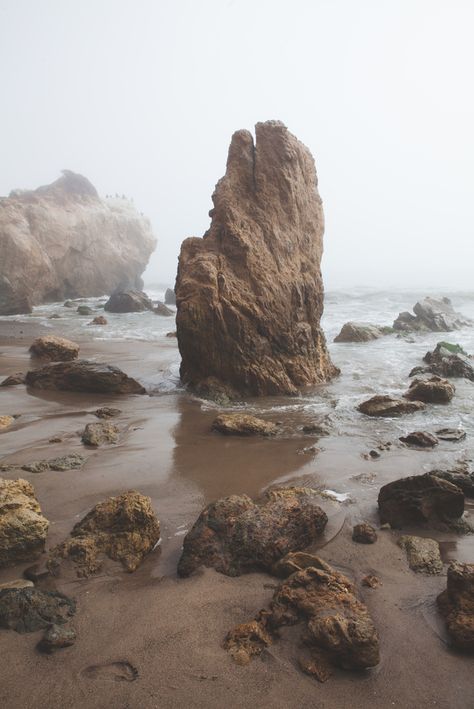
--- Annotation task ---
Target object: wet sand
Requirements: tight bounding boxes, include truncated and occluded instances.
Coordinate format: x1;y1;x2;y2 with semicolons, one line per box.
0;323;473;708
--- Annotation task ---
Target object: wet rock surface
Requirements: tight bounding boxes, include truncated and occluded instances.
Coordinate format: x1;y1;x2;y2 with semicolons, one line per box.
0;478;49;567
29;335;80;361
25;360;145;394
177;488;328;578
94;406;122;419
419;343;474;381
437;562;474;653
0;588;76;633
211;413;277;437
153;301;173;316
89;315;108;325
405;376;455;404
397;535;443;574
399;431;439;448
393;297;472;332
352;522;377;544
358;395;425;417
334;322;390;342
81;422;120;447
104;290;153;313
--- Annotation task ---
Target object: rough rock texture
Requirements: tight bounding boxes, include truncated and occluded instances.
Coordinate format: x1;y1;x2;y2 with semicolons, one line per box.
224;554;380;677
29;335;79;362
393;297;472;332
94;407;122;419
0;478;49;567
153;301;173;316
397;535;443;574
0;415;14;429
38;623;76;652
21;453;85;473
378;473;464;528
405;376;455;404
0;372;25;387
352;522;377;544
175;120;338;397
81;422;119;447
48;491;160;576
436;428;466;442
358;395;425;417
399;431;439;448
104;290;153;313
164;288;176;305
437;562;474;652
211;413;277;437
334;322;391;343
0;588;75;633
419;343;474;381
25;360;145;394
0;171;156;314
177;487;328;578
429;469;474;498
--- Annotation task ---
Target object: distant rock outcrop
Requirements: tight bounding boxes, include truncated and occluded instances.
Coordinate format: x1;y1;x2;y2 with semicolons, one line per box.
175;120;338;398
0;171;156;315
393;297;472;333
104;289;153;313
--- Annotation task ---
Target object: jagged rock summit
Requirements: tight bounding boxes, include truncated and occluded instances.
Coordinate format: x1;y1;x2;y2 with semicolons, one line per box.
0;170;156;314
175;120;338;397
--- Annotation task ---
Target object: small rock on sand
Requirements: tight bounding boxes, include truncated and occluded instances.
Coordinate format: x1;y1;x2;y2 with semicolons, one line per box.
352;523;377;544
0;416;14;429
81;422;119;447
212;413;277;437
38;624;76;653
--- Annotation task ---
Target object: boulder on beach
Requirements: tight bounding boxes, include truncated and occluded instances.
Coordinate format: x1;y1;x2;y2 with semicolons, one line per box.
0;479;49;567
393;297;472;333
352;522;377;544
419;342;474;381
175;120;338;397
437;562;474;652
153;301;173;316
398;535;443;574
225;554;380;677
0;587;76;633
428;468;474;498
164;288;176;305
378;473;464;528
38;623;76;653
25;360;145;394
405;376;455;404
104;289;153;313
48;490;160;577
212;413;277;437
334;322;391;343
358;395;425;417
177;487;328;578
29;335;79;362
81;422;119;447
399;431;438;448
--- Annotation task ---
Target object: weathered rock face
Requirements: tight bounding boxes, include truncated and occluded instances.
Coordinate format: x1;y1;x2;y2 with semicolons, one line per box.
358;395;425;417
393;297;472;332
397;535;443;574
29;335;79;362
104;290;153;313
0;478;49;567
419;343;474;381
177;487;328;578
0;171;156;315
405;376;455;404
175;120;338;397
399;431;439;448
25;360;145;394
211;413;277;437
334;322;390;343
81;422;119;447
352;522;377;544
437;562;474;652
0;588;76;633
48;490;160;576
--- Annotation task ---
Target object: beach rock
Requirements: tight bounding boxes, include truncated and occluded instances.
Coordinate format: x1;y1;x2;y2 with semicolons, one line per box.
398;535;443;574
428;469;474;498
211;413;277;437
361;575;381;589
164;288;176;305
405;376;455;404
21;453;85;473
421;343;474;381
177;487;328;578
176;120;338;397
104;289;153;313
77;305;93;315
25;360;145;394
399;431;439;448
302;419;331;436
29;335;79;362
0;372;26;387
153;301;173;316
378;473;464;528
334;322;390;343
0;171;155;312
437;562;474;652
89;315;108;325
393;297;472;333
352;522;377;544
358;395;425;417
0;588;75;633
38;624;76;653
81;422;119;447
48;490;160;576
94;406;122;419
225;556;379;675
0;478;49;567
0;579;34;591
436;428;466;442
0;415;15;429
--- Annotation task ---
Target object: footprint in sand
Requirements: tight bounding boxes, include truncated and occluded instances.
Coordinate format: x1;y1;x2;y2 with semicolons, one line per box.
82;661;139;682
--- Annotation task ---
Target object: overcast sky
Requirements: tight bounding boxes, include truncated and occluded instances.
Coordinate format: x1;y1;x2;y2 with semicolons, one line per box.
1;0;473;290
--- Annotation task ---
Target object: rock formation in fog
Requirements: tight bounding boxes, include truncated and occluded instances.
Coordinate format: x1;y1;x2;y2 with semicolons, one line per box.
0;171;156;315
175;120;338;397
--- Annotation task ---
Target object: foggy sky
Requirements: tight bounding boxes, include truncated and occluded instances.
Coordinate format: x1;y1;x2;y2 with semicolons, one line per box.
1;0;473;290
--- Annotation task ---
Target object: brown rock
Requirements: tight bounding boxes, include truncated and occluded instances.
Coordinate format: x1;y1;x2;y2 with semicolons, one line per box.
397;535;442;574
175;120;338;397
48;490;160;576
153;301;173;316
352;522;377;544
0;587;75;633
0;416;15;429
81;422;119;447
0;372;25;387
25;360;145;394
29;335;79;362
104;289;153;313
38;624;76;653
211;413;277;437
437;562;474;652
94;406;122;419
399;431;439;448
405;376;455;404
334;322;389;343
358;395;425;417
89;315;108;325
0;479;49;567
177;487;328;578
361;575;381;589
0;579;34;591
435;428;466;442
421;343;474;381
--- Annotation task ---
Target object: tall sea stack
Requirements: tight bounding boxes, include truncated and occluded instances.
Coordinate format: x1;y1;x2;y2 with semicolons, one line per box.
175;120;338;397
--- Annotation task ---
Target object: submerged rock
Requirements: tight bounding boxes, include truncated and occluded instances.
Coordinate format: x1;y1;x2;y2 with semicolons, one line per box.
177;487;328;578
358;395;425;417
334;322;391;343
352;522;377;544
397;535;443;574
405;376;455;404
104;290;153;313
29;335;79;362
164;288;176;305
399;431;439;448
81;422;119;447
176;120;338;397
0;588;75;633
0;478;49;567
0;372;26;387
48;490;160;576
211;413;277;437
393;297;472;333
437;562;474;652
25;360;145;394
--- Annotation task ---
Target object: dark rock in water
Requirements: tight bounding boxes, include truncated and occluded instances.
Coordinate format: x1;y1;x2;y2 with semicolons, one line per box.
358;395;425;417
38;623;76;652
153;301;173;316
176;120;338;397
393;297;473;333
0;275;32;316
29;335;79;362
436;428;466;442
0;372;25;387
420;343;474;381
399;431;438;448
166;331;177;338
0;479;49;567
429;469;474;498
437;562;474;652
352;522;377;544
398;535;442;574
405;376;455;404
177;487;328;578
77;305;93;315
378;473;464;528
94;406;122;419
81;422;119;447
164;288;176;305
104;290;153;313
334;322;391;343
224;555;380;674
89;315;107;325
25;360;145;394
212;413;277;437
48;490;160;576
0;588;76;633
64;300;75;307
